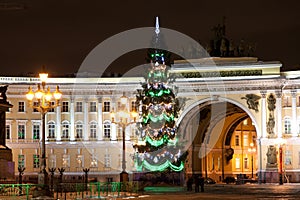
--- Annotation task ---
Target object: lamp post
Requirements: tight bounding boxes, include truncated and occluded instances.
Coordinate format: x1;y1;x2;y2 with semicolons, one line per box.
26;72;62;187
248;142;256;179
110;93;138;182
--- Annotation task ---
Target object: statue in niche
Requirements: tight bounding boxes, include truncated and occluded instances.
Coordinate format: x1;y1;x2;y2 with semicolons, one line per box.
241;94;261;112
267;93;276;111
266;145;277;167
267;113;275;136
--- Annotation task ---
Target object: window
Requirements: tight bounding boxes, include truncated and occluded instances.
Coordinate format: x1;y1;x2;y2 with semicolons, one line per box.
75;122;83;139
285;150;292;165
18;124;25;139
76;102;83;112
5;124;10;139
284;118;291;134
89;102;97;112
243;134;248;146
62;101;69;112
131;101;138;111
90;121;97;139
18;154;25;168
33;124;40;140
76;155;84;168
90;155;98;168
103;101;110;112
48;121;55;138
235;135;240;146
33;154;40;168
33;102;39;112
244;157;249;169
104;154;111;168
104;122;111;138
62;121;70;139
18;101;25;112
48;101;55;112
49;154;56;168
62;154;70;168
235;158;240;169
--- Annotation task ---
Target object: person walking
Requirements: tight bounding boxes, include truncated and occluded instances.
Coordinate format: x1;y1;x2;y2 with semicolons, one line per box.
199;176;205;192
194;176;200;193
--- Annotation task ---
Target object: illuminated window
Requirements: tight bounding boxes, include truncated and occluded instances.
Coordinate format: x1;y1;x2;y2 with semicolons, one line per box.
62;154;70;168
103;101;110;112
18;154;25;168
284;118;291;134
48;121;55;138
76;155;84;168
285;150;292;165
104;121;111;138
62;101;69;112
18;124;25;139
76;102;83;112
131;101;137;112
33;124;40;140
18;101;25;112
90;121;97;139
33;154;40;168
243;134;248;146
62;121;70;139
89;102;97;112
75;122;83;139
235;158;240;169
235;135;240;146
244;157;249;169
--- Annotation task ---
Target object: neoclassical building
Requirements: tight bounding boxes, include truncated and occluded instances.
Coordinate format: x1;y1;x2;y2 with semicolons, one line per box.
2;57;300;183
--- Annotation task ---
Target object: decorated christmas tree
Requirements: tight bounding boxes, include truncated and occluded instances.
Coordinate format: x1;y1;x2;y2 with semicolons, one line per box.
134;17;186;172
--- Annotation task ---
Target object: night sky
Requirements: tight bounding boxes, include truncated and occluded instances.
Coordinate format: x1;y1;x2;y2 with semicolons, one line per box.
0;0;299;76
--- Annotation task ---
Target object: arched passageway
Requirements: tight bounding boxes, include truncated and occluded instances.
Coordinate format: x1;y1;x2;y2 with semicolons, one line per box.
178;100;258;182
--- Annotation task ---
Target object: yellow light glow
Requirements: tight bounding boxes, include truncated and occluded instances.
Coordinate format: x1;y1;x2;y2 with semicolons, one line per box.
35;84;44;100
53;86;62;100
120;93;127;105
45;87;52;102
39;73;48;83
110;109;116;122
26;86;34;101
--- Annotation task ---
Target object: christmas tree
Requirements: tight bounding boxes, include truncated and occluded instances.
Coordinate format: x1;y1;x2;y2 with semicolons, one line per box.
134;17;186;172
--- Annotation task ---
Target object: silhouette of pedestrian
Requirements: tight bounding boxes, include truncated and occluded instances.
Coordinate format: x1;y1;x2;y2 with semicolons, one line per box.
199;176;205;192
187;177;193;191
194;176;200;193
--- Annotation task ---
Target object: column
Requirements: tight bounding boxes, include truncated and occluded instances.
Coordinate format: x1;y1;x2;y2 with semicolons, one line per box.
84;98;89;141
56;106;61;141
291;90;298;137
276;91;282;138
97;97;103;141
260;91;267;138
70;97;75;141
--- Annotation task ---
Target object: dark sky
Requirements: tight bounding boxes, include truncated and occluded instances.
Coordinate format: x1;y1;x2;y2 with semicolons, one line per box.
0;0;299;76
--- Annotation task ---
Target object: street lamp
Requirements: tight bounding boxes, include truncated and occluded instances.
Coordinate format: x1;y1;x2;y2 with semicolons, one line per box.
26;72;62;187
110;92;138;182
248;142;256;179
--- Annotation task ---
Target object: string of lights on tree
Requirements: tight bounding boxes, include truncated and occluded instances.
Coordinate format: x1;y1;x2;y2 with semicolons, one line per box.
134;17;187;172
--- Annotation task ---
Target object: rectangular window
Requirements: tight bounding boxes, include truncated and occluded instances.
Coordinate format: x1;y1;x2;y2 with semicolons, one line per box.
76;102;83;112
131;101;137;112
103;101;110;112
104;154;111;168
33;124;40;140
18;102;25;112
89;102;97;112
48;101;55;112
285;150;292;165
235;135;239;146
5;124;10;139
90;123;97;138
104;124;110;138
76;155;84;168
244;157;249;169
62;154;70;168
18;124;25;139
76;124;83;139
49;154;56;168
18;154;25;168
243;134;248;146
33;102;39;112
33;154;40;168
235;158;240;169
62;101;69;112
90;155;98;168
